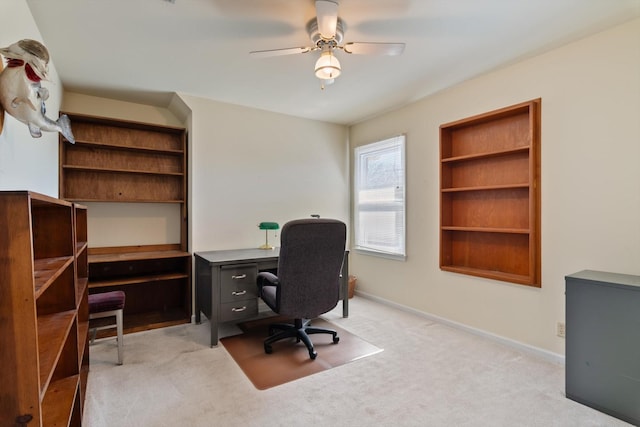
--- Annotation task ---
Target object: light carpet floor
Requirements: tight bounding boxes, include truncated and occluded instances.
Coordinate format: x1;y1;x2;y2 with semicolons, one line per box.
83;297;631;427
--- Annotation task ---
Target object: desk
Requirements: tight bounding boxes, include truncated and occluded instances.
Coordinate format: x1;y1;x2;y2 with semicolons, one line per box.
194;248;349;346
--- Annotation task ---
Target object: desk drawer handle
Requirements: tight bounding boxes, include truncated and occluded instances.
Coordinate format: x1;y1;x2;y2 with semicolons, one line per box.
231;274;247;280
231;306;247;312
232;290;247;296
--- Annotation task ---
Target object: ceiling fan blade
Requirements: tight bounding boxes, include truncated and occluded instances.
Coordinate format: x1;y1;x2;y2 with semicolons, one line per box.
249;47;311;58
316;0;339;39
343;42;406;56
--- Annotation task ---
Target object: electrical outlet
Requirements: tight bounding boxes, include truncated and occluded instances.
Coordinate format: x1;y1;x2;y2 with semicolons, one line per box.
557;322;566;338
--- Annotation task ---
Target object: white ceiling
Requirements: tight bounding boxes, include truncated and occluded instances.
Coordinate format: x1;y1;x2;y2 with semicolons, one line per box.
25;0;640;125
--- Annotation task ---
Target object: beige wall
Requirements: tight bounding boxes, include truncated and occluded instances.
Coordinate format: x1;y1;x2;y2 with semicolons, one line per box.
349;18;640;356
0;0;64;197
179;94;349;253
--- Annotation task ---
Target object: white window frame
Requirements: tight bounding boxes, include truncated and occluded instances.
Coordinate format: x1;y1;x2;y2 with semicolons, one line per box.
353;135;406;260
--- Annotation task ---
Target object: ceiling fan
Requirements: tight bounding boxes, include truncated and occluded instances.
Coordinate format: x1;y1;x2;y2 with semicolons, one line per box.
249;0;405;88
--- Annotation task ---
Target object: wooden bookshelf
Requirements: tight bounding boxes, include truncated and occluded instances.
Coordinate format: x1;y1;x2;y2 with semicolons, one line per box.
440;99;541;286
59;113;186;203
59;113;191;333
0;191;88;426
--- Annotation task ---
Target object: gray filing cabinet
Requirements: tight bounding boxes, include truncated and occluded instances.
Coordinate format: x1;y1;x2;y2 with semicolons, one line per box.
565;270;640;425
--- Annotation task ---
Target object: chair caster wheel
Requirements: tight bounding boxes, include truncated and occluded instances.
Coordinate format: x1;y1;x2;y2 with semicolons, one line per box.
264;344;273;354
309;350;317;360
333;336;340;344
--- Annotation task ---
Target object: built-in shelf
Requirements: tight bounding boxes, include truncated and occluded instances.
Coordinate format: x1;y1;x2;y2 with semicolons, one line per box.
59;113;191;334
440;99;541;287
62;165;184;177
73;139;184;155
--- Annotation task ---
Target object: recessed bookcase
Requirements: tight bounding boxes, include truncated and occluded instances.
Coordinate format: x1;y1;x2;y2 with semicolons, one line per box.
439;99;541;286
59;113;191;334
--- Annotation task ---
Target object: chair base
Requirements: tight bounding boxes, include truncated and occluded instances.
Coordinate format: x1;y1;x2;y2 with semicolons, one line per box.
264;318;339;360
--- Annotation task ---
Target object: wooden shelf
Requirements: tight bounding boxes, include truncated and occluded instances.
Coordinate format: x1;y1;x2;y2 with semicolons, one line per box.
62;164;184;177
73;139;184;155
440;99;541;287
37;310;76;395
441;146;530;163
41;374;80;426
60;113;190;336
88;245;191;334
33;256;74;298
64;197;185;203
88;249;190;263
89;272;190;289
441;265;533;285
59;113;187;204
0;192;88;426
441;226;529;234
94;308;190;338
441;183;530;192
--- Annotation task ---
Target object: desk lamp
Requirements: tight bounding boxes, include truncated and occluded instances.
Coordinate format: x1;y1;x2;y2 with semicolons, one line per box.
258;222;279;249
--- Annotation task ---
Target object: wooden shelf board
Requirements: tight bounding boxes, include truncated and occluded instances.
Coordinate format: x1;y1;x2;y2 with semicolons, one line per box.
78;320;89;357
76;277;89;300
26;191;74;207
441;146;529;163
88;250;190;264
41;374;79;426
94;309;190;338
73;139;184;155
65;198;184;204
76;241;88;253
37;310;76;396
89;272;189;289
34;256;75;298
441;183;530;192
63;164;184;177
441;226;530;234
440;265;535;286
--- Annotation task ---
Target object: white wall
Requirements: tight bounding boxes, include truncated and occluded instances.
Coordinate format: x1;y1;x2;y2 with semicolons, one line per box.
179;94;349;253
349;18;640;356
0;0;64;197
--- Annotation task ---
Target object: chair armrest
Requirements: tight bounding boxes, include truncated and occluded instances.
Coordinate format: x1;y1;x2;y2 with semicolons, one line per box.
257;271;279;288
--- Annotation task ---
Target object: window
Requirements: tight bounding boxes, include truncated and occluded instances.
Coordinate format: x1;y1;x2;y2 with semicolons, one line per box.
354;135;406;259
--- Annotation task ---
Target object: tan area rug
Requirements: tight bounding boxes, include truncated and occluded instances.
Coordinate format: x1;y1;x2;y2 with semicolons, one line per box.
221;316;382;390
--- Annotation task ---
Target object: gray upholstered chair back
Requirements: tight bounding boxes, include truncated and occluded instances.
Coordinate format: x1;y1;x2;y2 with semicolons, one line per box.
275;218;346;319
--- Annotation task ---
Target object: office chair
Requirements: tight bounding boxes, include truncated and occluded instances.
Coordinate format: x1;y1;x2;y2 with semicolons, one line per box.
256;218;346;360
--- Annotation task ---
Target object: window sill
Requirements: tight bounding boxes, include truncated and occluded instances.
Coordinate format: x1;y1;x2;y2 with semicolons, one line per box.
354;247;406;261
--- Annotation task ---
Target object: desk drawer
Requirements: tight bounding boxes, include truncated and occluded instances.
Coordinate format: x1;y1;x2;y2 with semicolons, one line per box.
220;265;258;303
220;299;258;322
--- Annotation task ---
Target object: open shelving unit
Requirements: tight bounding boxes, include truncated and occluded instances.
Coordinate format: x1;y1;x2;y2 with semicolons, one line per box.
74;203;90;413
0;191;88;426
88;245;191;333
439;99;541;286
59;113;191;335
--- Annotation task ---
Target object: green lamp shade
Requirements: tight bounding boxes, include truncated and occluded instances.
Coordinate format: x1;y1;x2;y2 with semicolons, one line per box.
258;222;279;250
259;222;279;230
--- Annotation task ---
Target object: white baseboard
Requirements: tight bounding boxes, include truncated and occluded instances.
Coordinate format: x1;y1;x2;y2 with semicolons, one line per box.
355;290;565;366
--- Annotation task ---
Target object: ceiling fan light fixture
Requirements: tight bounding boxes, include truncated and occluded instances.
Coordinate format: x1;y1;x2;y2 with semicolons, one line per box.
314;50;341;80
